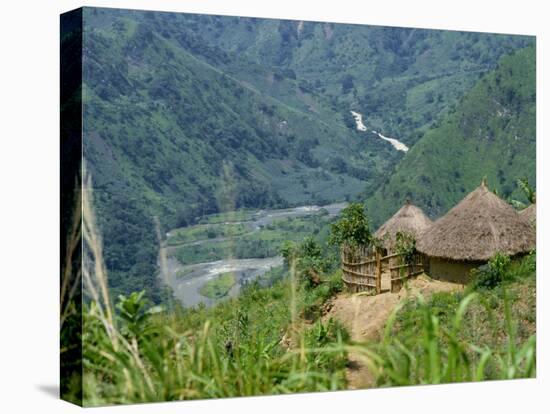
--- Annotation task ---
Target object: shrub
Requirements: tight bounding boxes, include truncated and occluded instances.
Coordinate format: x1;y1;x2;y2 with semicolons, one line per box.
471;252;512;290
115;291;163;339
394;231;416;265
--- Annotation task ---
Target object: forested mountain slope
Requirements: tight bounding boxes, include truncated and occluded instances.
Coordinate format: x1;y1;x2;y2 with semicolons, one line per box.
77;7;534;300
81;9;379;298
365;46;536;227
173;12;532;144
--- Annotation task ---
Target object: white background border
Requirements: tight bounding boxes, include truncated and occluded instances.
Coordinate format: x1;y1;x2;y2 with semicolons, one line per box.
0;0;547;412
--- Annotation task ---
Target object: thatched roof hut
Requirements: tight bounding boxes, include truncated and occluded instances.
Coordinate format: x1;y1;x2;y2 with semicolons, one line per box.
375;200;432;249
416;181;535;283
417;182;535;261
519;203;536;226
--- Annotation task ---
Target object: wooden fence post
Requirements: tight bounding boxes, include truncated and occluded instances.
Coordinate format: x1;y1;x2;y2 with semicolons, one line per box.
376;250;381;294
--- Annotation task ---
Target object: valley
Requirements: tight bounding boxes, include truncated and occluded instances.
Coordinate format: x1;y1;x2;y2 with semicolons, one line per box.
79;8;534;305
66;7;538;405
162;203;347;307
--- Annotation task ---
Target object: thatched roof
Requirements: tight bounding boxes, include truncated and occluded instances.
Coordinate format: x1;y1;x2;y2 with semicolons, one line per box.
417;182;535;261
375;201;433;248
519;203;536;225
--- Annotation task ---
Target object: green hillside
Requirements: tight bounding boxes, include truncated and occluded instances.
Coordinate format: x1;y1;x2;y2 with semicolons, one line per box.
77;7;534;301
171;13;532;144
365;46;536;226
81;9;379;299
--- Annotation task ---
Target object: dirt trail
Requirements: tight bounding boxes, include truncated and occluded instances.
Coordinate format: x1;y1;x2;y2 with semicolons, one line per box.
324;274;461;389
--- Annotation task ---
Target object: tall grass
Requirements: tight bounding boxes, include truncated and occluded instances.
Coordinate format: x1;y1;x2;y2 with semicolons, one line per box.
79;169;348;406
75;169;536;405
354;284;536;386
60;178;83;404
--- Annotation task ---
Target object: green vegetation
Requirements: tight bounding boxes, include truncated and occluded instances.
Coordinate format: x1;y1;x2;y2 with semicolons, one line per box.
182;13;532;145
63;8;538;406
393;231;416;264
365;252;536;386
470;252;512;290
167;223;249;246
329;203;373;247
75;170;536;405
77;6;533;300
198;209;256;224
171;214;332;266
199;272;237;299
518;178;536;204
79;181;351;406
81;209;349;406
83;279;349;406
81;227;536;405
280;237;336;288
365;46;536;227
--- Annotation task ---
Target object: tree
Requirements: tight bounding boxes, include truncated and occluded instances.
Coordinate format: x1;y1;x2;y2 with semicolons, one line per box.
296;237;324;287
508;178;536;210
394;231;416;265
329;203;372;247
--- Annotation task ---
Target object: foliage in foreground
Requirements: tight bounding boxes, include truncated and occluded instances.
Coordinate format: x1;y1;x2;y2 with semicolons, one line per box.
82;276;348;406
81;252;536;404
359;252;536;386
79;175;350;406
77;177;536;404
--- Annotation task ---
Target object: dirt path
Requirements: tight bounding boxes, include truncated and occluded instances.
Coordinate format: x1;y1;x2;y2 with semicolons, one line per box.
324;274;461;389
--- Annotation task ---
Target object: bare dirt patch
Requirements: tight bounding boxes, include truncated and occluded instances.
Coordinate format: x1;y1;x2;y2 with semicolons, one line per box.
323;274;461;389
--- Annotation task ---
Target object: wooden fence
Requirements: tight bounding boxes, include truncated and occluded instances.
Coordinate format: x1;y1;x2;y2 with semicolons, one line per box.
388;252;428;293
342;245;427;294
341;244;380;294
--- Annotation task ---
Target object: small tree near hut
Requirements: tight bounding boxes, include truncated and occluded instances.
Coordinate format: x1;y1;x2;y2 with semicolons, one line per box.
330;203;372;247
330;203;374;261
332;203;380;293
394;231;417;265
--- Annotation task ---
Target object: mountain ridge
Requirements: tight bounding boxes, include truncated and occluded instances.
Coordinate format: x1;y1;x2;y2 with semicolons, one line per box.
364;46;536;228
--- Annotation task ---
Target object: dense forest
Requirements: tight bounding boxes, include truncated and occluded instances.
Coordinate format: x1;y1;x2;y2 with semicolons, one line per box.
78;7;534;301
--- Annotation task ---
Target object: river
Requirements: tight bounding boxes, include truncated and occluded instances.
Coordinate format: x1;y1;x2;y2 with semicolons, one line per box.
350;110;409;152
161;202;347;308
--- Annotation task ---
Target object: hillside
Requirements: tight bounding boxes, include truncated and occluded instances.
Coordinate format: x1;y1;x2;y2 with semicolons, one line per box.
171;12;532;145
81;10;377;299
77;7;533;300
365;46;536;226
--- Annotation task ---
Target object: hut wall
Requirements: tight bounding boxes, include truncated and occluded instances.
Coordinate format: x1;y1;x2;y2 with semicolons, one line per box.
428;258;481;284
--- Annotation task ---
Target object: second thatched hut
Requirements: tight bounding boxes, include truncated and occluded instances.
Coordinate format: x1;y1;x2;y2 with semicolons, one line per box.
375;200;433;253
519;203;536;227
416;181;536;284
